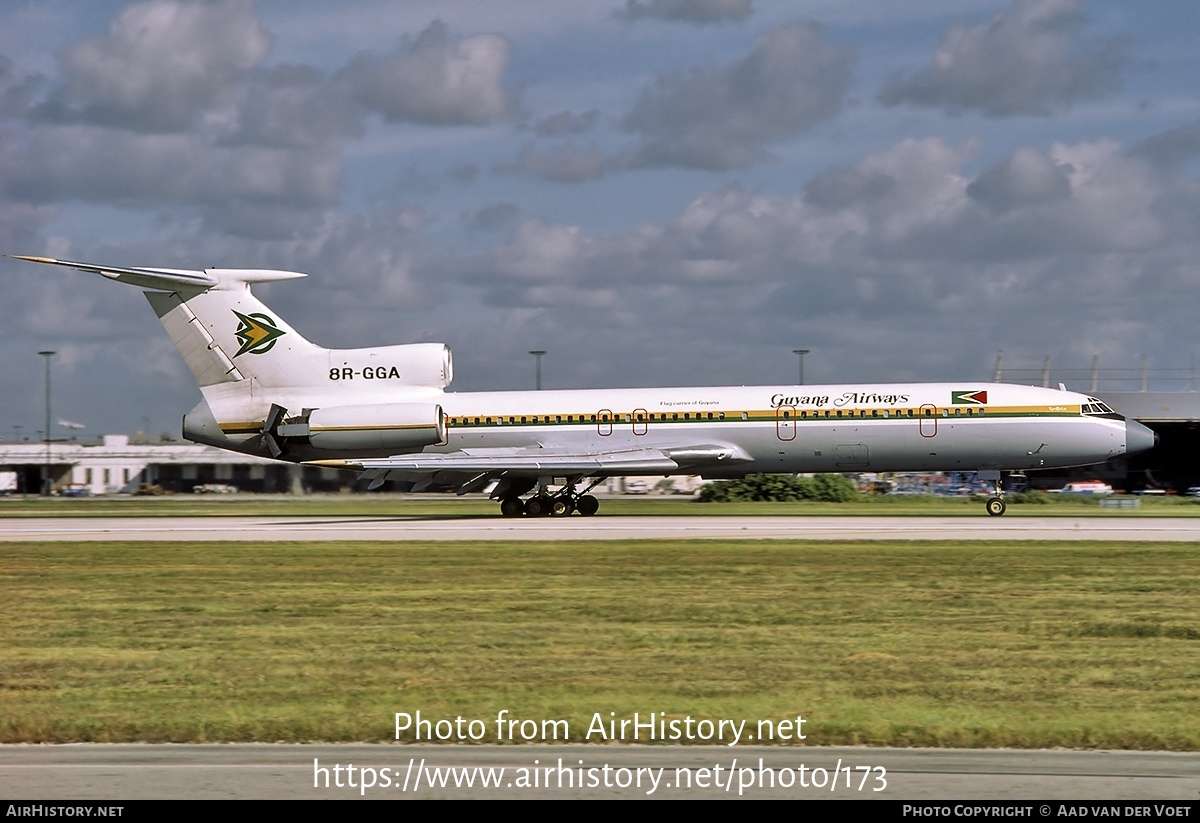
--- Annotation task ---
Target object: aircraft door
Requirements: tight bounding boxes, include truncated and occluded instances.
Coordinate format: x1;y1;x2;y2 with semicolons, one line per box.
919;404;938;438
597;409;613;437
633;408;648;436
775;405;797;441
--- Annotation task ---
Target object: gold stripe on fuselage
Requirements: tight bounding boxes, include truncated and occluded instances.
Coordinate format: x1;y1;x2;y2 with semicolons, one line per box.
220;405;1084;434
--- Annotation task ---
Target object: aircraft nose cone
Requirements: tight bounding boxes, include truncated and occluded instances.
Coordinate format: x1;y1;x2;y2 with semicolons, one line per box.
1125;420;1158;455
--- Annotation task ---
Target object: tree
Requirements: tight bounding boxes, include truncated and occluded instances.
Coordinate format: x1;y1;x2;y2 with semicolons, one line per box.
696;473;858;503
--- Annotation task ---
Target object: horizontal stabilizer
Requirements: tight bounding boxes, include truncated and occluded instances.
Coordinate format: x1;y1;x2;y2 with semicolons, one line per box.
10;256;306;292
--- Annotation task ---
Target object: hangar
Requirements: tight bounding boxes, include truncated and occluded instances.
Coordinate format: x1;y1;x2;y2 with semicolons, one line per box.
992;359;1200;492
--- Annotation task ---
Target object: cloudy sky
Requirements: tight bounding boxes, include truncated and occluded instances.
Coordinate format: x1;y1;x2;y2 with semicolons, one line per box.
3;0;1199;439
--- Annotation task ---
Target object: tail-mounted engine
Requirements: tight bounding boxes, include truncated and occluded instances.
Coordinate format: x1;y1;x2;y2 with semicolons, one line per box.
261;402;446;457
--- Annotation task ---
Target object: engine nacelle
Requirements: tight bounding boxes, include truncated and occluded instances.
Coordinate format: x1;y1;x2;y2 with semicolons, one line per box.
326;343;453;389
305;403;446;451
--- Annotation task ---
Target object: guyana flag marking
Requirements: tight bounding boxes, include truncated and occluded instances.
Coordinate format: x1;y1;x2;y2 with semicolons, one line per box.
951;389;988;405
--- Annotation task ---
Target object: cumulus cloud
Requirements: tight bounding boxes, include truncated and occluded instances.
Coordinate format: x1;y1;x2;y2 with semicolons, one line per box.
622;22;853;170
13;124;342;239
448;163;480;184
1;0;363;240
441;130;1194;387
616;0;753;25
967;147;1073;212
878;0;1129;117
499;143;613;183
465;203;520;232
39;0;272;132
338;20;516;125
0;55;41;120
1129;120;1200;173
7;8;517;239
532;109;600;136
229;64;364;149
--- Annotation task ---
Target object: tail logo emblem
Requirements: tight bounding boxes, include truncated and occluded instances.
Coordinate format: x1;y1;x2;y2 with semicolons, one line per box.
233;310;286;357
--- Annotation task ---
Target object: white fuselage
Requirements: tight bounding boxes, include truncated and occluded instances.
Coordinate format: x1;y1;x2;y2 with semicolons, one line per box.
200;379;1135;476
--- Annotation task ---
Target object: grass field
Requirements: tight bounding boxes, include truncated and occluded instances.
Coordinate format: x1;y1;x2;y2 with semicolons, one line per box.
3;539;1197;749
3;492;1199;517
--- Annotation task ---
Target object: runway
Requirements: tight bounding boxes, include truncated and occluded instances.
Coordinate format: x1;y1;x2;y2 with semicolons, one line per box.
4;744;1198;800
4;514;1200;541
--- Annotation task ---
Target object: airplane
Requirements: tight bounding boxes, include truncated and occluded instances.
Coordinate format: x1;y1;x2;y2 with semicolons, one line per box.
12;255;1158;517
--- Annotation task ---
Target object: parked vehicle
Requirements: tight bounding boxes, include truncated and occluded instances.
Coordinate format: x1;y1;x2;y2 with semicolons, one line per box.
1058;480;1113;495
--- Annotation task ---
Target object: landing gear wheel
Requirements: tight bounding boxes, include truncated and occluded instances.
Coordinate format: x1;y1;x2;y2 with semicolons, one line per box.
525;496;551;517
500;497;524;517
985;496;1007;517
550;499;573;517
576;495;599;517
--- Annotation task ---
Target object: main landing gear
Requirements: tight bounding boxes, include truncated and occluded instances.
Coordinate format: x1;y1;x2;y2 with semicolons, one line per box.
498;478;604;517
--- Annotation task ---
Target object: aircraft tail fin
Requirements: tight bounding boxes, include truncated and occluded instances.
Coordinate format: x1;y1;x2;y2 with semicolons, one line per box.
12;255;323;389
145;291;244;386
12;255;453;391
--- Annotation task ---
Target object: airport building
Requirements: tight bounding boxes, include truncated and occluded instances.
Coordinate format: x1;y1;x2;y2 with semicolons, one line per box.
0;434;700;497
0;434;346;495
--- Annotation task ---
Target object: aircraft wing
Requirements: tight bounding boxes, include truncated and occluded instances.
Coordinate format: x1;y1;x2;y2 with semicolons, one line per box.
308;443;751;494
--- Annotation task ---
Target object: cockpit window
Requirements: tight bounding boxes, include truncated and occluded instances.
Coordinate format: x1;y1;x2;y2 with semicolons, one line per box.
1082;399;1121;418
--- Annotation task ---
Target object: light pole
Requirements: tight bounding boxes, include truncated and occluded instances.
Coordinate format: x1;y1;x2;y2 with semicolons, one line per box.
529;350;546;390
38;350;55;495
792;349;810;385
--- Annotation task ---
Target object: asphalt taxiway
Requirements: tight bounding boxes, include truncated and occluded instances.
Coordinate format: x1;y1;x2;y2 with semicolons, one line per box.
4;514;1200;541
